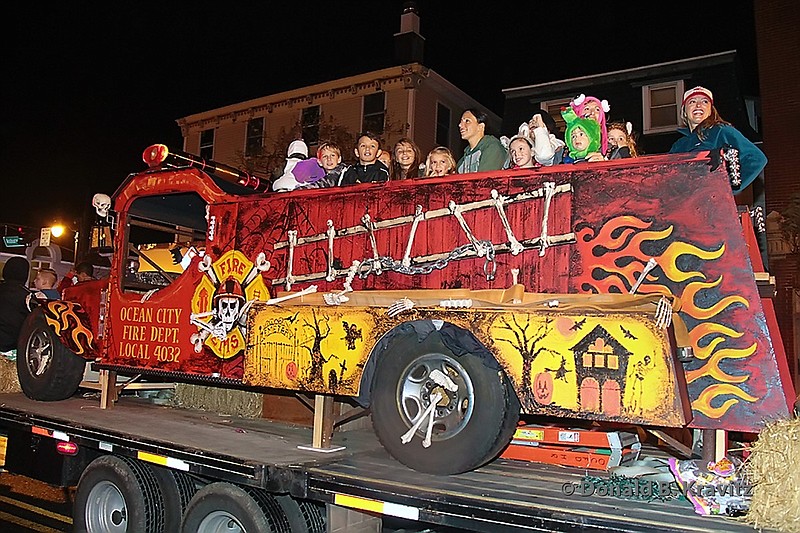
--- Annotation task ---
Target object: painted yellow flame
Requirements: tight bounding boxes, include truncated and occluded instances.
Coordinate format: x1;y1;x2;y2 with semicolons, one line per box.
658;241;725;283
680;277;749;320
686;343;756;384
693;383;759;418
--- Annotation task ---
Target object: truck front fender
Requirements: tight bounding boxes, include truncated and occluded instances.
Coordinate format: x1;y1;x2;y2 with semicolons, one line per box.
39;300;98;359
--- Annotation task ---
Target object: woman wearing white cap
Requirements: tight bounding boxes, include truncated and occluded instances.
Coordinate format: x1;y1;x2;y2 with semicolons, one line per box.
669;86;766;193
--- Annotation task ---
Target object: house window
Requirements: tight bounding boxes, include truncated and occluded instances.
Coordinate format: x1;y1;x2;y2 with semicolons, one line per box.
582;353;593;368
199;128;215;160
540;98;572;136
642;81;684;134
593;353;605;368
435;103;451;147
607;354;619;370
362;92;386;134
245;117;264;158
302;106;320;146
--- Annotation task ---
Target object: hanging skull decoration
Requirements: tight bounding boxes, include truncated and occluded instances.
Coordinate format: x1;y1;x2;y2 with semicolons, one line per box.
92;193;112;218
213;278;246;332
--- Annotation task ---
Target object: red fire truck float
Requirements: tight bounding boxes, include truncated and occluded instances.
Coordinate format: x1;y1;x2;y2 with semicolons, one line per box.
0;145;791;532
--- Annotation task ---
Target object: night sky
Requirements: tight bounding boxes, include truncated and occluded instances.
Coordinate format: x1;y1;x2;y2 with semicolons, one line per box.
4;1;758;230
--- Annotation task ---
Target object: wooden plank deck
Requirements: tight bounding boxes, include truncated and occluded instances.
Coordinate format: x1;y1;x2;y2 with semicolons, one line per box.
0;393;761;532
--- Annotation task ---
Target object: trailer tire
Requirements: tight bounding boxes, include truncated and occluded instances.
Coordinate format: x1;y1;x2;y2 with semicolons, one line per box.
181;482;291;533
150;466;197;532
17;308;85;401
275;495;326;533
74;455;164;533
371;334;519;474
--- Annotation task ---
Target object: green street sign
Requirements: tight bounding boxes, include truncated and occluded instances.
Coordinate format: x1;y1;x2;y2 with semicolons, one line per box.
2;236;25;248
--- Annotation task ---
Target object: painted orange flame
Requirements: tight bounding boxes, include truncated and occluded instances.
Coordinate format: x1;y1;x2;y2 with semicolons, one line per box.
577;215;755;420
44;302;95;355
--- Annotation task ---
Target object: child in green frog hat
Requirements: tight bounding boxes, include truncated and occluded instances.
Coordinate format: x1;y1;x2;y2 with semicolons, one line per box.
561;106;603;164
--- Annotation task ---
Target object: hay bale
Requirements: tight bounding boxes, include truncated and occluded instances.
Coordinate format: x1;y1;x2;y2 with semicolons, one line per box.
745;418;800;532
170;383;262;419
0;357;21;393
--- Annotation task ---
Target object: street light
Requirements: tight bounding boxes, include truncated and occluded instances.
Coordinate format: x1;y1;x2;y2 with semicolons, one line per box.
47;224;79;262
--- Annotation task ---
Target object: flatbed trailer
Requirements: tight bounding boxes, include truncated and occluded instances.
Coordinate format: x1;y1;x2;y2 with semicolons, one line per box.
0;393;759;532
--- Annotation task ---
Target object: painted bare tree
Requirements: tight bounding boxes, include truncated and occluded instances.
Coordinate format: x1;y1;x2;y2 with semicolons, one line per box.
495;315;559;403
301;308;337;386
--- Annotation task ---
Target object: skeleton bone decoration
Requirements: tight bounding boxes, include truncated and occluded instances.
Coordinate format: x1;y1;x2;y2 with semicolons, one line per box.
402;205;424;268
538;182;556;257
198;255;219;285
271;183;576;286
325;220;336;282
361;214;382;275
449;200;491;258
629;257;658;294
323;260;361;305
491;189;524;255
285;230;298;291
273;182;573;250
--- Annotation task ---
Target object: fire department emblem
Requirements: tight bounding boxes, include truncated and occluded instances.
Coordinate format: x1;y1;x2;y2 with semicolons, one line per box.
190;250;271;359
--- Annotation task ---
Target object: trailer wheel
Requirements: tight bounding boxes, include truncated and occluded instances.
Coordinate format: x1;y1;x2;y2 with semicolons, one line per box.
17;308;85;401
275;495;326;533
74;455;164;533
181;482;291;533
371;334;519;474
150;466;197;532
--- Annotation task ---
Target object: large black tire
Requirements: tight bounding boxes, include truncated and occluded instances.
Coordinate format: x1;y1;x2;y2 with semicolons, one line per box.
371;333;520;474
17;308;85;401
180;482;291;533
74;455;164;533
150;465;198;532
275;494;326;533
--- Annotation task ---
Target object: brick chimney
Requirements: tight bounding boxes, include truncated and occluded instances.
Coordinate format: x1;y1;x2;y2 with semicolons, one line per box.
394;1;425;65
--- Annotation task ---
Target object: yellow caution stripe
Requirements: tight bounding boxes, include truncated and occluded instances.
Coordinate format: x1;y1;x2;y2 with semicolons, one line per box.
137;451;190;471
334;493;419;521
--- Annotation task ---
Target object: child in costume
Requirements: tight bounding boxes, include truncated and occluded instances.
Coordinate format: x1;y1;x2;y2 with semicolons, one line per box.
272;140;325;191
570;94;610;155
561;107;602;164
606;122;639;159
528;111;565;166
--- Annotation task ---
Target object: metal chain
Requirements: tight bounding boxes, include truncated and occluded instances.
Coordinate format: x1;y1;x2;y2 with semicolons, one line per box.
358;239;497;279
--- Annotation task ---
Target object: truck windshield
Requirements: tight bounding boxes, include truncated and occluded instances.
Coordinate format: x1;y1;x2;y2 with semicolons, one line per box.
122;192;207;292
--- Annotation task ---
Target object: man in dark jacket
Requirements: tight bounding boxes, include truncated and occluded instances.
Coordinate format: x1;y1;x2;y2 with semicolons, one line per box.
0;256;31;352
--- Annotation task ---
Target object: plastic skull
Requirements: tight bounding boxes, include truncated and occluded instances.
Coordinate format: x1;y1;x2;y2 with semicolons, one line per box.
92;193;112;218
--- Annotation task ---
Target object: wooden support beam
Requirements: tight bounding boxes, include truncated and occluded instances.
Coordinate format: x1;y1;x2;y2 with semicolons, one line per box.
298;394;345;453
98;370;118;409
312;394;335;449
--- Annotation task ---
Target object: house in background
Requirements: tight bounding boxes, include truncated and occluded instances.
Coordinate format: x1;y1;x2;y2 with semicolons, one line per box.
176;5;498;176
501;51;761;157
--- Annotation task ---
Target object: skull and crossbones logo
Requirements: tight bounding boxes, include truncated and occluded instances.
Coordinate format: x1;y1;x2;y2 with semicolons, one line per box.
190;252;271;353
